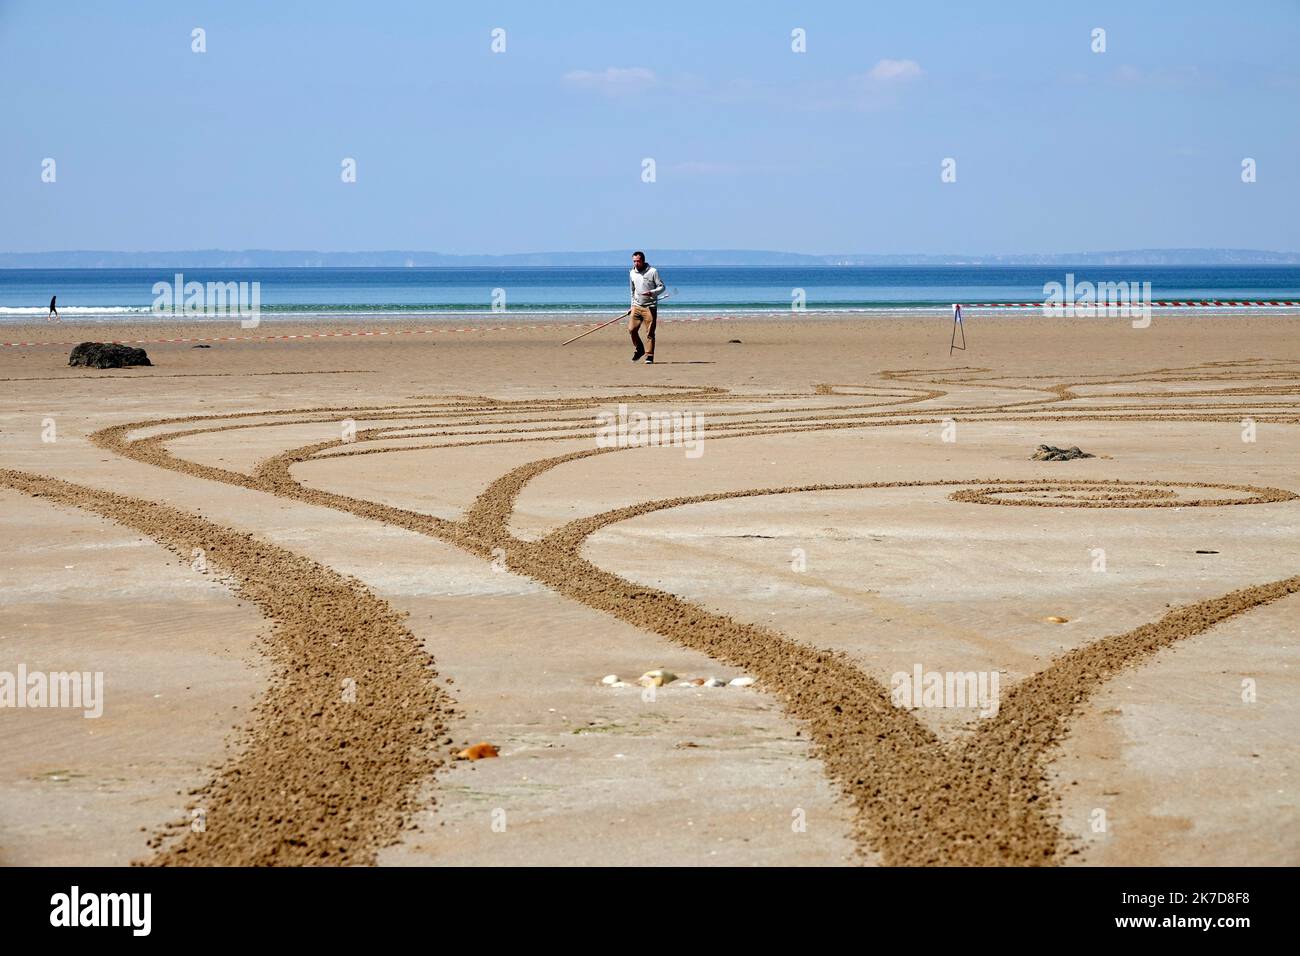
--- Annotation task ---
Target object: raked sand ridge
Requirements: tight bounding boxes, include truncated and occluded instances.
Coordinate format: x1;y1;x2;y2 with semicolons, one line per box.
1;314;1297;866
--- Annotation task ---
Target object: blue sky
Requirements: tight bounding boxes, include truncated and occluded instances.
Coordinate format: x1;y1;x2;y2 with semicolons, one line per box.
2;0;1297;255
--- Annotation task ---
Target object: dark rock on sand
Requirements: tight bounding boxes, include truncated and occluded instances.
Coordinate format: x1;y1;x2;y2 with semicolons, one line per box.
192;344;211;349
68;342;152;369
728;339;743;344
1031;444;1093;461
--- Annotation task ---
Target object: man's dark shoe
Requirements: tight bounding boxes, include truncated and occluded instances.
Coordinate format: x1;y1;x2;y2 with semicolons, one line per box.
644;354;655;364
632;347;645;362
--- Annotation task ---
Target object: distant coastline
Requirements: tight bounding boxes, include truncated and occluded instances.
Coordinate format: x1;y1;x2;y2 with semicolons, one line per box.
3;248;1299;269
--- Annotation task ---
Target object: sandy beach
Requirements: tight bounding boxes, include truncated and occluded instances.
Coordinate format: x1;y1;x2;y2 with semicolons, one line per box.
1;312;1297;867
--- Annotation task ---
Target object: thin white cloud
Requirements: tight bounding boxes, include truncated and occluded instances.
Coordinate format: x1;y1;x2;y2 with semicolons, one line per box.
561;60;922;112
563;67;658;96
867;59;923;83
1112;64;1144;85
1110;65;1205;89
791;60;924;111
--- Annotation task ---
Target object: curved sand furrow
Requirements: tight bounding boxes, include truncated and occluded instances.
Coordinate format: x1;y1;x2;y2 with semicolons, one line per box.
77;359;1300;864
0;469;451;867
470;470;1297;864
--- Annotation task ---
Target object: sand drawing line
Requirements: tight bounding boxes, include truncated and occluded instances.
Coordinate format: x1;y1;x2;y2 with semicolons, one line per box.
0;370;377;383
514;478;1300;865
0;469;451;867
8;359;1288;864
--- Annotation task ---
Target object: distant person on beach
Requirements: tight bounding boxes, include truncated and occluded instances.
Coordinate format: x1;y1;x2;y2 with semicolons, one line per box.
48;295;60;321
628;250;664;364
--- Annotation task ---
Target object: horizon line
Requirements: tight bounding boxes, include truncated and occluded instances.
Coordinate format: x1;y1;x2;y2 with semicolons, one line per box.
4;246;1299;258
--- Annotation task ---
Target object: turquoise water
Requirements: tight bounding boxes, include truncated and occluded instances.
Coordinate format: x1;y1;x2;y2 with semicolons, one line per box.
3;266;1299;322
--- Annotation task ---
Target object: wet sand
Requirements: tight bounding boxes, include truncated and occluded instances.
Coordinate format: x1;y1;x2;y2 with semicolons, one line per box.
1;312;1297;865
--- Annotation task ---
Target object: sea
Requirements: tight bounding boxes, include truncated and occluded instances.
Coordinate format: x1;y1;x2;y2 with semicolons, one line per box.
2;266;1299;323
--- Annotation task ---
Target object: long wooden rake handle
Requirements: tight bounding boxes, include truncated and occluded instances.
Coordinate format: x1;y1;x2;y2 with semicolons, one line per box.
559;310;631;346
559;288;677;346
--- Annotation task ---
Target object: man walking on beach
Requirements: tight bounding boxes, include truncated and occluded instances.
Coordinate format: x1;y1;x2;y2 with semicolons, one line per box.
48;294;60;321
628;250;664;364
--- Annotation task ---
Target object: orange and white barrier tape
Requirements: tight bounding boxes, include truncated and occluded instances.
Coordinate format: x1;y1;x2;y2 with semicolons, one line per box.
3;302;1297;349
1;314;744;348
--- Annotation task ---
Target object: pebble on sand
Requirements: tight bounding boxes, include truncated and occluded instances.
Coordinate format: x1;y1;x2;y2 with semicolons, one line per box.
1030;444;1094;462
616;672;751;688
456;742;500;760
639;669;678;687
1044;616;1069;624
